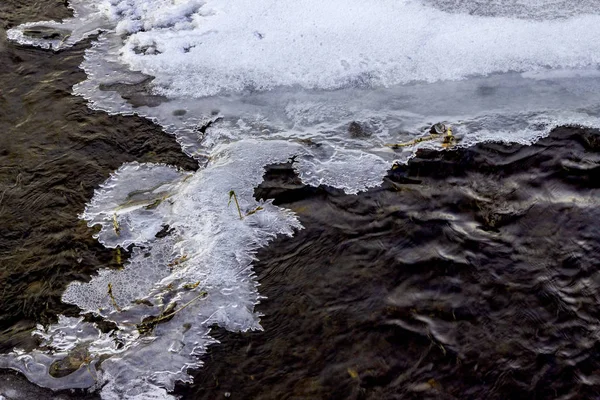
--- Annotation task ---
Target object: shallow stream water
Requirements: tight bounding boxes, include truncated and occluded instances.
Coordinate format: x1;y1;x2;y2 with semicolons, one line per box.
1;1;600;399
0;2;194;398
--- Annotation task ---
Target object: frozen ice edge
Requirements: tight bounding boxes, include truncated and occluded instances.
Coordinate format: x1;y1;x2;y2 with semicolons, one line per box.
1;140;309;399
6;0;107;51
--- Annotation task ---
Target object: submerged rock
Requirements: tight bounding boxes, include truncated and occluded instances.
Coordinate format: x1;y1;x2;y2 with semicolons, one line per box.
49;344;90;379
347;121;372;138
21;26;70;41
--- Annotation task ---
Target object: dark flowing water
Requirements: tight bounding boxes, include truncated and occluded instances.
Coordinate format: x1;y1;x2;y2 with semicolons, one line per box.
2;2;600;400
171;127;600;400
0;3;194;398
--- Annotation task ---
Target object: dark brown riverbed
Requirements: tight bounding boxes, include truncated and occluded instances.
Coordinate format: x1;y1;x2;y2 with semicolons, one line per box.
2;2;600;400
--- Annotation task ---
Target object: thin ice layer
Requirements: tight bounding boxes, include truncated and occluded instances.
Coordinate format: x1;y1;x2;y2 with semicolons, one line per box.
6;0;108;50
10;0;600;166
81;162;191;248
0;316;112;390
1;141;305;399
73;30;600;172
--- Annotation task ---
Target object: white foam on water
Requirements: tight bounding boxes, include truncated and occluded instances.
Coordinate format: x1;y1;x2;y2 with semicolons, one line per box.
5;0;600;398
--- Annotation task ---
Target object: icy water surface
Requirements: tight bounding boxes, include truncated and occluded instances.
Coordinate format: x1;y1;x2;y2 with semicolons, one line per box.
181;126;600;400
1;0;600;399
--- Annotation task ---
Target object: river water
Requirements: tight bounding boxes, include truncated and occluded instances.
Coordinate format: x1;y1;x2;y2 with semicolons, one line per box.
1;1;600;399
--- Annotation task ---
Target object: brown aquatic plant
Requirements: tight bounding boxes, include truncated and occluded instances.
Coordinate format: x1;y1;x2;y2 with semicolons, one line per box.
228;190;243;219
137;291;208;335
182;281;201;290
115;246;123;269
168;254;189;268
228;190;265;219
385;134;440;148
107;282;122;312
245;205;264;217
112;213;121;236
386;125;455;149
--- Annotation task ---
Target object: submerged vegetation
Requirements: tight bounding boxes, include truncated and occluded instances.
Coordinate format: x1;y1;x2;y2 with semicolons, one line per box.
48;343;96;379
107;283;121;312
386;124;456;149
136;291;208;336
112;213;120;236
